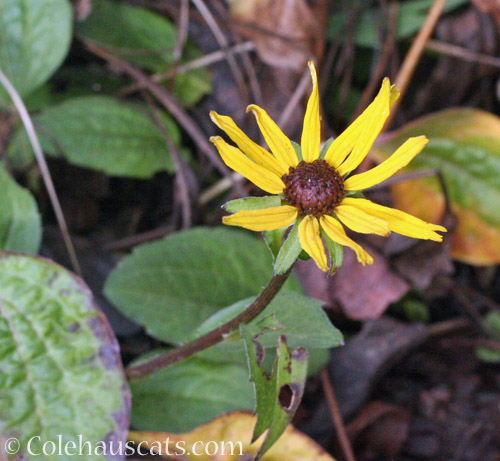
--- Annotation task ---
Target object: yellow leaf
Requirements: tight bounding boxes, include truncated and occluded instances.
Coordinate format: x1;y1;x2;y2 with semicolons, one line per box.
128;411;335;460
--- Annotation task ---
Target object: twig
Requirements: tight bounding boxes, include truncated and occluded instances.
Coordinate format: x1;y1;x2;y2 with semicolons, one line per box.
82;39;234;181
426;39;500;69
105;225;173;252
0;68;82;277
126;268;292;380
320;367;356;461
385;0;447;129
199;171;243;205
190;0;248;98
141;91;193;229
173;0;189;61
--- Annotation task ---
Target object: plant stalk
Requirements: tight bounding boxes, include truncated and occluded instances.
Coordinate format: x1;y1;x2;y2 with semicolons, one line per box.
126;269;292;380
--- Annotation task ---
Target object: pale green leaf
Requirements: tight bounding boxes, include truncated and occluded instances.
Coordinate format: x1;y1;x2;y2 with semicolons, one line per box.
0;165;40;253
0;0;72;105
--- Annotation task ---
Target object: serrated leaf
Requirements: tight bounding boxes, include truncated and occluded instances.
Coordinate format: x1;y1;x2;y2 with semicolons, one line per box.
224;196;282;213
0;0;72;105
128;411;336;460
130;356;253;433
77;0;211;105
242;331;308;460
189;291;343;364
274;220;302;274
104;227;300;345
328;0;468;48
7;96;181;177
373;108;500;265
0;252;130;460
0;165;41;253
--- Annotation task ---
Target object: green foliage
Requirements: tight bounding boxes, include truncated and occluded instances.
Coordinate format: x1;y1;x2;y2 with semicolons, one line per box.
77;0;212;106
104;227;301;345
190;291;343;364
130;356;253;432
476;312;500;363
274;220;302;274
7;96;181;177
0;165;41;253
328;0;468;48
0;253;129;460
0;0;73;105
224;195;283;213
242;328;308;460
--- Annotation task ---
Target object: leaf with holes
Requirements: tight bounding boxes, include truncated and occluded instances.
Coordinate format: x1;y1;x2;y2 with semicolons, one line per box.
0;165;41;253
242;326;308;460
104;227;300;345
0;252;130;460
7;96;181;177
373;108;500;265
0;0;72;104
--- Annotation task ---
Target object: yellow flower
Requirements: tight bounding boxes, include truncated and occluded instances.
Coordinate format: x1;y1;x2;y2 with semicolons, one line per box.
210;62;446;272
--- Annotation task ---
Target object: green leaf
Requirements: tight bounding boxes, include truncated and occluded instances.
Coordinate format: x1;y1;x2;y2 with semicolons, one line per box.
0;0;73;105
242;330;308;460
104;227;301;345
291;141;303;162
224;195;282;213
274;220;302;274
189;291;343;364
7;96;181;177
0;165;41;253
263;227;288;261
0;252;130;460
77;0;212;106
320;138;334;159
322;230;344;275
130;356;254;432
328;0;468;48
374;108;500;265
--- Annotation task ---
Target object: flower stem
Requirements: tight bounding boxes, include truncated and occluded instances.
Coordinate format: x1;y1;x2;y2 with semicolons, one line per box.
126;269;292;381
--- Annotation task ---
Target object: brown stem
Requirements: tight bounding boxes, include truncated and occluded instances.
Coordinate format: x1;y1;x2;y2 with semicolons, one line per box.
126;269;292;380
320;367;357;461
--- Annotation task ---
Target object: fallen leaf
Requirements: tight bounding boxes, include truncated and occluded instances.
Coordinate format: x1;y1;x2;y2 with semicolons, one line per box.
228;0;327;71
128;411;335;460
472;0;500;27
374;109;500;265
296;243;409;320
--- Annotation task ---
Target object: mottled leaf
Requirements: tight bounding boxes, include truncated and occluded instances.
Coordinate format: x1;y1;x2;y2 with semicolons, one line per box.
0;252;130;460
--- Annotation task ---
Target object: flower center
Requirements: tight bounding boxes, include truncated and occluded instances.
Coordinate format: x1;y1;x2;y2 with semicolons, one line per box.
282;159;346;216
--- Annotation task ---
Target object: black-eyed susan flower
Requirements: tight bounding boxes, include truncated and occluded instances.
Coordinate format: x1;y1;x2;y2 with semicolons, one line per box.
209;62;446;272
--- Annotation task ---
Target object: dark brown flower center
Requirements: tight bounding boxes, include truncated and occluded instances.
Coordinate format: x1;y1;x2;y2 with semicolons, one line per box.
282;159;346;216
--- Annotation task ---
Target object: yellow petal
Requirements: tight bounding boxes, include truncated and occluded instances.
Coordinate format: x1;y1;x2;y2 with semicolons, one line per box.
336;79;391;176
324;78;395;170
247;104;298;168
340;197;446;241
344;136;428;191
210;136;285;194
301;62;321;162
223;205;298;231
320;215;374;265
209;111;289;176
298;216;328;271
335;204;390;236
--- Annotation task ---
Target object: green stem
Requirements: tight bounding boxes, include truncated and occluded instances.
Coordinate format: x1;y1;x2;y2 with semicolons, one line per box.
126;269;292;381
